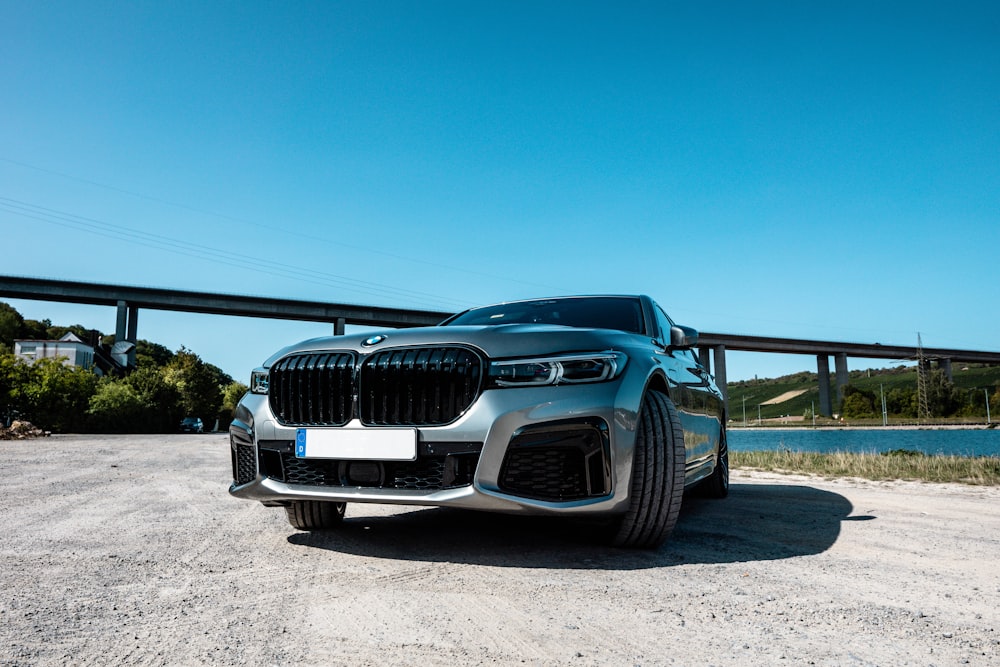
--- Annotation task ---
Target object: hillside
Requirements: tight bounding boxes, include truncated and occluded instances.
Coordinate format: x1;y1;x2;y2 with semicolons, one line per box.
726;363;1000;423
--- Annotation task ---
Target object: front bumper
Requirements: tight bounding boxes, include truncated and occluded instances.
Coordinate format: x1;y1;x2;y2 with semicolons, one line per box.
228;379;643;516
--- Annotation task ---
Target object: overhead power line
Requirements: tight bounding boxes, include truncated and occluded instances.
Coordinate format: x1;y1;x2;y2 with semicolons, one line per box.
0;156;567;294
0;195;469;311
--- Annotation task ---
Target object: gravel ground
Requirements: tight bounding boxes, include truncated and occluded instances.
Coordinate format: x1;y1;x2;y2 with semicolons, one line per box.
1;434;998;666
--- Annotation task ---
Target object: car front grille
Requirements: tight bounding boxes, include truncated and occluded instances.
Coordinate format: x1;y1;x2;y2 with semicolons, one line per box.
269;347;483;427
269;352;355;426
359;347;482;426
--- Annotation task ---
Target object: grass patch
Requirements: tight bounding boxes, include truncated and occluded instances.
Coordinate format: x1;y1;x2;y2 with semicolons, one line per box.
731;450;1000;485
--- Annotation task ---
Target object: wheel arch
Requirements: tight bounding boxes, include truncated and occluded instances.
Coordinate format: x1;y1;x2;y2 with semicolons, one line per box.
643;369;674;404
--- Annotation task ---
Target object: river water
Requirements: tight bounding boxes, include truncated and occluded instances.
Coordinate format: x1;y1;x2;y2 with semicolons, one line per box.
728;427;1000;457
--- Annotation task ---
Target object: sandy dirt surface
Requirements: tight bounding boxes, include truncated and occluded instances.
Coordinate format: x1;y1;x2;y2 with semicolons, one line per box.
1;434;998;666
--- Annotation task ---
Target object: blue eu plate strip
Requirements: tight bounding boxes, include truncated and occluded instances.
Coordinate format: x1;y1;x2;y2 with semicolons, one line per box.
295;429;307;457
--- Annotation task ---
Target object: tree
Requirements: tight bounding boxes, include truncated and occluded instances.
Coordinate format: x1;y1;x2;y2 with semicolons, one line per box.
0;302;24;350
163;347;222;425
86;367;183;433
0;352;23;424
125;366;182;431
925;370;963;417
840;385;876;418
45;324;98;343
204;362;233;388
8;357;99;432
219;380;249;430
19;319;51;340
87;380;146;433
0;306;244;433
135;340;175;369
885;387;917;418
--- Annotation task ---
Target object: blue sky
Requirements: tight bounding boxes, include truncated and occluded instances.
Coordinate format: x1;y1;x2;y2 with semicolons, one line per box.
1;1;998;383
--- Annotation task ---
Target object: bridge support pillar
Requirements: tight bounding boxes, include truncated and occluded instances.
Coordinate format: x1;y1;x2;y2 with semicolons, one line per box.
115;301;139;368
940;358;953;381
126;305;138;366
835;353;849;405
334;318;346;336
697;347;711;375
817;355;832;417
116;300;128;344
712;345;728;405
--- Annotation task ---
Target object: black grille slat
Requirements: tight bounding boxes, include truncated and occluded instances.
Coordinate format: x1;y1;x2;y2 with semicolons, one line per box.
293;355;309;423
276;356;292;423
305;354;319;422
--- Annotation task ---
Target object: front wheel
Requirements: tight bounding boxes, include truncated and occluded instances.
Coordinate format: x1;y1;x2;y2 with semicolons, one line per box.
606;390;686;549
285;500;346;530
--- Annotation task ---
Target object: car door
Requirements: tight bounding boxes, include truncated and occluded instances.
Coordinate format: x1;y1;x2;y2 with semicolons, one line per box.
651;304;723;478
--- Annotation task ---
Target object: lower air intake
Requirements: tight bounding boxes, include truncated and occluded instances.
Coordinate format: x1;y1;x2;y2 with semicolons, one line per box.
232;443;256;485
499;419;611;501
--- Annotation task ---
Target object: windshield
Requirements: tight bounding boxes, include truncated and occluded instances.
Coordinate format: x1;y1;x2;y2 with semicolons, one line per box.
443;297;645;334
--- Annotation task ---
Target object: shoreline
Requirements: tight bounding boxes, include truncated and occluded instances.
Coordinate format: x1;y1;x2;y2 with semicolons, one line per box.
729;423;996;432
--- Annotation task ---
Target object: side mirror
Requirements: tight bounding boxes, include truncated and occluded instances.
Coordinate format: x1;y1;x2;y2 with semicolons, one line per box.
670;325;699;349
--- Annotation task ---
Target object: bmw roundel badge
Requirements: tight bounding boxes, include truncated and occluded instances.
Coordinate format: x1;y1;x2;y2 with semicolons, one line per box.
362;334;388;347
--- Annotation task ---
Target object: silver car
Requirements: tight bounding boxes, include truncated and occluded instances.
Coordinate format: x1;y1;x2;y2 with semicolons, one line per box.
229;295;728;548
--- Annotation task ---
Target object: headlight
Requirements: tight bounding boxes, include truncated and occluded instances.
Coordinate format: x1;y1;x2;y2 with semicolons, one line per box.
250;368;269;395
488;352;626;387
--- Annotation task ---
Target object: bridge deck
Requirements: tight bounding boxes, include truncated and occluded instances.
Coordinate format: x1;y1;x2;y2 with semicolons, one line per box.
3;275;999;364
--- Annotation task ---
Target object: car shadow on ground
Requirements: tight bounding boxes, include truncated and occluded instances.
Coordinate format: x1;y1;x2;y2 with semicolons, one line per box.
286;482;862;570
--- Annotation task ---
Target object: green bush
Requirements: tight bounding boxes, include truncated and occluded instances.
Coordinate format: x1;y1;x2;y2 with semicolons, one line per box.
218;380;249;431
5;356;98;432
125;367;182;432
87;369;183;433
87;381;146;433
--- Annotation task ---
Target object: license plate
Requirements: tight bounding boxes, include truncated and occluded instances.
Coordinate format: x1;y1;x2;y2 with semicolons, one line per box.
294;428;417;461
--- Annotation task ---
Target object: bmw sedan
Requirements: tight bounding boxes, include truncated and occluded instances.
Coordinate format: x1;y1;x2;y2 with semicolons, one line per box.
229;295;728;548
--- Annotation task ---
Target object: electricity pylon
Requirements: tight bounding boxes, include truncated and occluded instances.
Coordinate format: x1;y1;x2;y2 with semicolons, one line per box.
916;333;931;421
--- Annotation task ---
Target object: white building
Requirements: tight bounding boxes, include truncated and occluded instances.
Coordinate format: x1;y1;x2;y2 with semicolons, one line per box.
13;333;101;374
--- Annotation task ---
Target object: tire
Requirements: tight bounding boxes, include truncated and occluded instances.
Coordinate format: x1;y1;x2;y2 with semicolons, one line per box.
285;500;346;530
700;431;729;499
607;390;686;549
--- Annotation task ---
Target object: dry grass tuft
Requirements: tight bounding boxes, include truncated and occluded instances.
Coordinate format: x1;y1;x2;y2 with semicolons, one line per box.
731;450;1000;485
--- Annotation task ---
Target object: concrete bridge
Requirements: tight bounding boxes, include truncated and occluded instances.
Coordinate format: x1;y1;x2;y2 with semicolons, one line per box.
4;275;999;417
694;333;1000;417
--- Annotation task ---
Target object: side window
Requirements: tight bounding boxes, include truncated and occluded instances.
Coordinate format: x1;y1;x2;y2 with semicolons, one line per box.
654;306;674;346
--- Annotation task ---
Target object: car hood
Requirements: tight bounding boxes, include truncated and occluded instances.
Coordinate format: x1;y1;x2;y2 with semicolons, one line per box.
262;323;645;366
